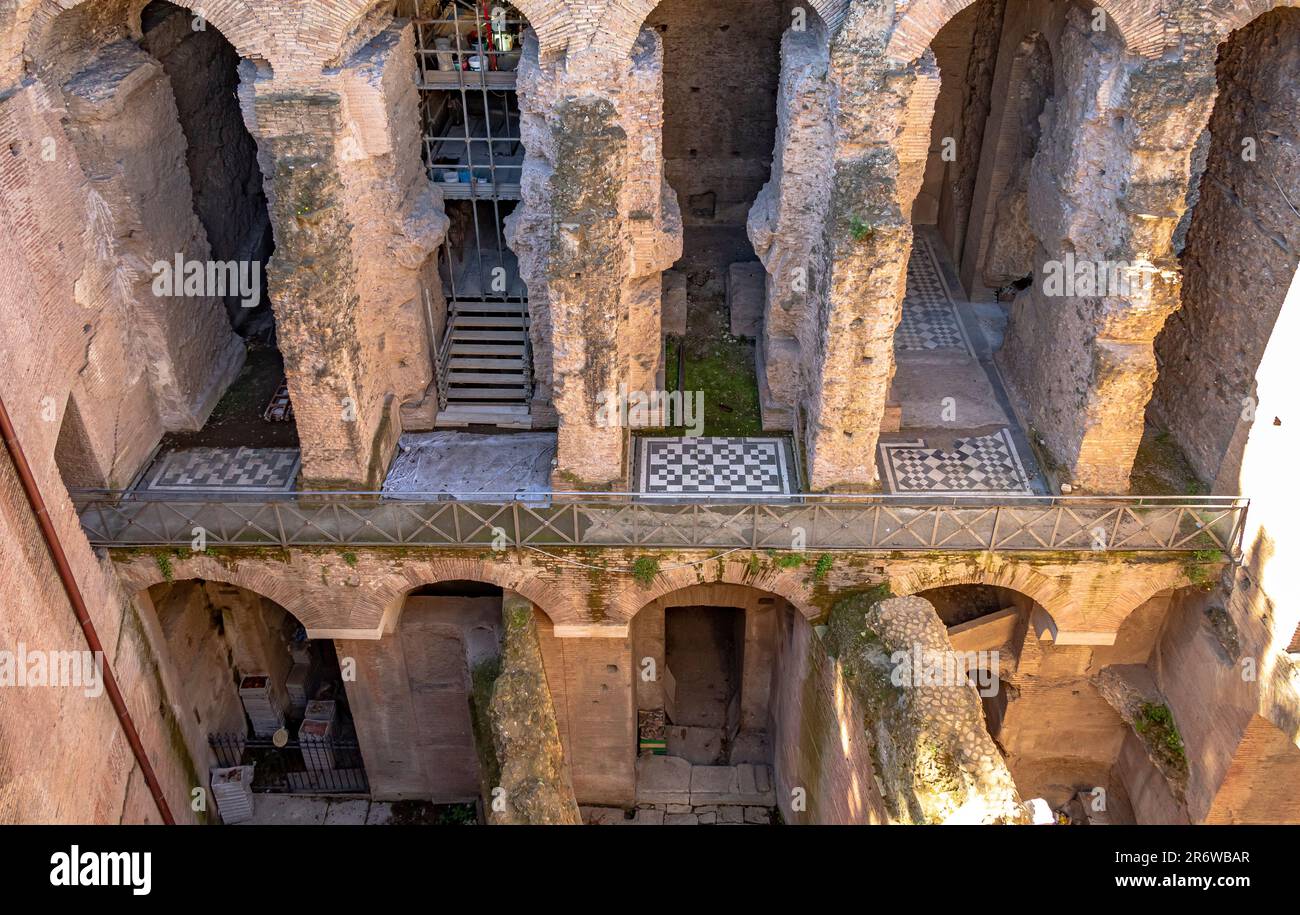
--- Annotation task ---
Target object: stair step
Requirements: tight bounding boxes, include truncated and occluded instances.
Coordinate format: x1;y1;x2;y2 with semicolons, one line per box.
439;403;531;416
448;371;527;385
451;330;527;342
450;300;528;313
435;403;532;429
449;357;526;370
449;344;526;356
446;387;529;400
452;315;526;328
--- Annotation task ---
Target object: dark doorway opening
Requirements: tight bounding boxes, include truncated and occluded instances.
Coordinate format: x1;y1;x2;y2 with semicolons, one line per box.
664;605;744;764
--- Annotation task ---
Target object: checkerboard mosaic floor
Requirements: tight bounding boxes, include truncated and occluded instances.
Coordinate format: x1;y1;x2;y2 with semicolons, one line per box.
141;447;300;493
638;437;792;496
895;236;975;356
879;429;1032;494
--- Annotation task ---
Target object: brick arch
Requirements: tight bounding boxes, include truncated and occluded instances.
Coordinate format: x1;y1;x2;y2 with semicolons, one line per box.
21;0;280;74
612;559;821;623
365;555;572;631
888;560;1070;623
884;0;1167;62
123;561;332;630
1090;565;1198;634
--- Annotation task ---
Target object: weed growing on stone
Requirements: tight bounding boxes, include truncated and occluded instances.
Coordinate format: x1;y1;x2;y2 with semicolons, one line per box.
631;555;661;586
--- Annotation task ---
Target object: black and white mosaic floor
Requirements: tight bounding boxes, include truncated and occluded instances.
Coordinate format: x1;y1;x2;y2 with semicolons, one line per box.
138;447;300;493
895;234;975;357
878;429;1032;494
637;437;793;497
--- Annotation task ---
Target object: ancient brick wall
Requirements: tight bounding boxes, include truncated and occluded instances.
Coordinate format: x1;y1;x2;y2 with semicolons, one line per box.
1151;9;1300;487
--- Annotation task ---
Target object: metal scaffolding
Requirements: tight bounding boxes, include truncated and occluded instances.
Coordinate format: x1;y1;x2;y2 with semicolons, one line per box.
402;1;533;426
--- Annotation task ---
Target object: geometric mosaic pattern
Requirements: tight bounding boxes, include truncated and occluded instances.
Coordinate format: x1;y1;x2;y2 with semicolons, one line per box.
895;234;975;356
879;429;1032;494
141;447;300;493
638;437;791;497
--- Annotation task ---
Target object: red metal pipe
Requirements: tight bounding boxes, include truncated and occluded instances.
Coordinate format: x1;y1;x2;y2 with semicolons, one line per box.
0;393;175;824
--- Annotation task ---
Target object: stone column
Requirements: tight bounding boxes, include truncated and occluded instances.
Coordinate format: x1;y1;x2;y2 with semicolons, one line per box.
239;22;446;488
60;41;244;431
507;30;681;488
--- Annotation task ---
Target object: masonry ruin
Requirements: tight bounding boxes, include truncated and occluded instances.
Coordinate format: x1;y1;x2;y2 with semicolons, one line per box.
2;0;1300;830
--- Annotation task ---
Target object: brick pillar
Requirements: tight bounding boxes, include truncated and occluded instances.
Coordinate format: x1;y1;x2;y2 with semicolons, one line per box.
508;31;681;487
240;23;446;488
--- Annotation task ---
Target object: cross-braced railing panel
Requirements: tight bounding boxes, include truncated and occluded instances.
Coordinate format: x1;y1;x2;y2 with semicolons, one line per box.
69;492;1248;555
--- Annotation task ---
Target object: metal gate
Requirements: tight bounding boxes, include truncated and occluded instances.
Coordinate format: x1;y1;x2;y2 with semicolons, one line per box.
209;733;370;795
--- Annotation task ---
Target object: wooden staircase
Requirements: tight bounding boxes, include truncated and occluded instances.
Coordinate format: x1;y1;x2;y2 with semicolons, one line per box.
435;299;532;428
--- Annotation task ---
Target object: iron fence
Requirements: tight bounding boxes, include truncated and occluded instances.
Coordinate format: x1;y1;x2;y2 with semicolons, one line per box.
73;490;1247;554
209;733;369;795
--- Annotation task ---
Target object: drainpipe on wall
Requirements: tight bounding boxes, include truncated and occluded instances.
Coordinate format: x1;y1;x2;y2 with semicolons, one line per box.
0;393;175;825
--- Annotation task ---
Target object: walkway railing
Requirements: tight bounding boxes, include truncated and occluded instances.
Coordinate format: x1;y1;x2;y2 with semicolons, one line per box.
70;491;1248;554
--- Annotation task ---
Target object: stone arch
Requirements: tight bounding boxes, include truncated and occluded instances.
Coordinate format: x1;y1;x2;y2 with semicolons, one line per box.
614;559;821;624
885;0;1161;63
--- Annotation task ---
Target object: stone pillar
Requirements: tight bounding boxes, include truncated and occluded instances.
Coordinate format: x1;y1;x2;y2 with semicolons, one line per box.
748;9;943;491
805;13;926;491
335;24;450;431
998;12;1216;491
507;30;681;487
240;22;446;488
747;25;833;432
60;40;243;431
487;593;581;824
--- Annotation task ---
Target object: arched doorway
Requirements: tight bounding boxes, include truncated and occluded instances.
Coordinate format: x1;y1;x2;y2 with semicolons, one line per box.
627;583;786;823
340;579;504;817
137;580;369;815
881;0;1122;497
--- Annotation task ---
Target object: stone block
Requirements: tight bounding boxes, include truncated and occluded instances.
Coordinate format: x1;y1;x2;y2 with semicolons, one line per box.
636;755;692;806
633;808;665;825
662;270;688;337
690;765;740;804
727;262;765;337
718;805;744;824
664;812;699;825
744;806;772;824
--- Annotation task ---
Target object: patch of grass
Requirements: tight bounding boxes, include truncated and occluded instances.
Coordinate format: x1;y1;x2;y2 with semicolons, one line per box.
849;217;875;243
155;552;174;583
1130;427;1208;496
1134;702;1188;776
341;551;358;567
683;334;762;437
772;552;807;570
811;553;834;582
631;555;661;587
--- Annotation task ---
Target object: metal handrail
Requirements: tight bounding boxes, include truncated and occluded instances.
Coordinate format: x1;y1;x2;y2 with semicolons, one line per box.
69;489;1249;554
